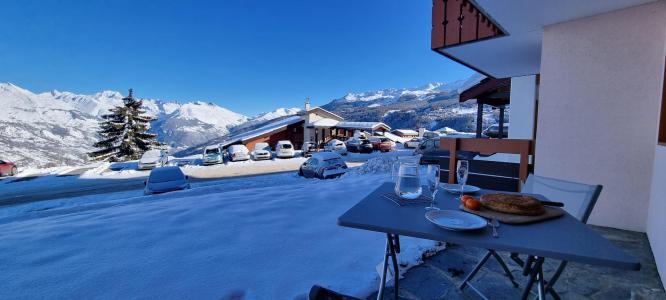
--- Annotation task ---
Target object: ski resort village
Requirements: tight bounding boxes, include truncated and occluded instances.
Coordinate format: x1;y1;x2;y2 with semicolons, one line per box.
1;1;666;300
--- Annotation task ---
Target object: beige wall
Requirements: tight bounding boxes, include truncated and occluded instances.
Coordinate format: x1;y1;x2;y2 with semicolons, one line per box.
509;75;537;140
648;146;666;288
535;2;666;231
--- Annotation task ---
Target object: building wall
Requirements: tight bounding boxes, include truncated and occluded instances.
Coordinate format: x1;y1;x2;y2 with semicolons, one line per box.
508;75;537;140
244;122;305;151
648;146;666;289
535;2;666;232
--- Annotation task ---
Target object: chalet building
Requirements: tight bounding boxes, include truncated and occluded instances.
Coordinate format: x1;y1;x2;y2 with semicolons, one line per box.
220;99;390;150
392;129;419;138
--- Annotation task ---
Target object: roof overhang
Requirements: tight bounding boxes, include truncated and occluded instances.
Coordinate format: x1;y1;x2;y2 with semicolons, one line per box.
432;0;658;78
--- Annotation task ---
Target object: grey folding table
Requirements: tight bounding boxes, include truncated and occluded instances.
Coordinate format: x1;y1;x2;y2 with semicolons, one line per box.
337;182;640;300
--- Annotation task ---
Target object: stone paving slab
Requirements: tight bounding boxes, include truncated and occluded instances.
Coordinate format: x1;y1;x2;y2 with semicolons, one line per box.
367;226;664;300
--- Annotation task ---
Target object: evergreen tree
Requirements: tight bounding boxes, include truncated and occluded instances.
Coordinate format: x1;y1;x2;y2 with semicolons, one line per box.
89;89;160;162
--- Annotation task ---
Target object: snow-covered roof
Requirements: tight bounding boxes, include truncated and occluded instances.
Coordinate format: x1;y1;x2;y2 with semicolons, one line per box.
305;107;344;121
308;118;340;127
335;121;391;131
393;129;418;135
219;116;303;148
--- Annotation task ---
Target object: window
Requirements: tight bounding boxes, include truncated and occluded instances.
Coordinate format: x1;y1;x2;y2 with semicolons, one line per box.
657;57;666;146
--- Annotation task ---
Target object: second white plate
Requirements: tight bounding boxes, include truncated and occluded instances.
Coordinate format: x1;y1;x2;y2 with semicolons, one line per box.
425;210;487;231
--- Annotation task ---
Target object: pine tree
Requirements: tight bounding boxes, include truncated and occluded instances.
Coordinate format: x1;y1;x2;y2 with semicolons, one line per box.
89;89;160;162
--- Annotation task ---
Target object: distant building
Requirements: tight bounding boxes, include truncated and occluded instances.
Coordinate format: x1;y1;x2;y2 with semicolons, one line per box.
392;129;419;138
218;100;390;150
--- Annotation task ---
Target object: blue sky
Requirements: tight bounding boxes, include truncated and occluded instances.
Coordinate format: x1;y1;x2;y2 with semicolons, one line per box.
0;0;473;116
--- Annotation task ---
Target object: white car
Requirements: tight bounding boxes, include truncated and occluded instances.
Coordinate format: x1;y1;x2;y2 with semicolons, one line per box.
144;166;190;195
324;139;348;156
404;137;422;148
227;144;250;161
138;149;169;170
202;145;223;165
252;142;272;160
276;140;295;158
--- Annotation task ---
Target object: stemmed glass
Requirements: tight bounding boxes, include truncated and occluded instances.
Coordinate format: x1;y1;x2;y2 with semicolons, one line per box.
425;165;440;211
456;160;469;201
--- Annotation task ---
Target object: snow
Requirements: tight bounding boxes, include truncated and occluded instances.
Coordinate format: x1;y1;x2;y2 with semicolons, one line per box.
1;83;251;167
173;101;248;128
393;129;418;136
336;121;390;131
0;168;442;299
309;117;340;127
367;103;381;108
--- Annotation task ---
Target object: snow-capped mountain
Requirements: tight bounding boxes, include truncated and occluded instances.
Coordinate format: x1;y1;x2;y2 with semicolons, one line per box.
321;73;504;132
1;84;250;167
252;107;301;123
44;90;249;150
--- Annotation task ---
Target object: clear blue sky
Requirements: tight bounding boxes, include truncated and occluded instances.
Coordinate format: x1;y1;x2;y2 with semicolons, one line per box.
0;0;473;116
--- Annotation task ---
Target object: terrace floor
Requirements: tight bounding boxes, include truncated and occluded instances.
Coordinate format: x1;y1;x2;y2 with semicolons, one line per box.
369;226;664;300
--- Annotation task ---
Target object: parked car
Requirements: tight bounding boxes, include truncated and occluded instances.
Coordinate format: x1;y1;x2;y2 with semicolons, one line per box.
404;137;422;148
483;123;509;138
202;145;223;165
227;144;250;161
378;138;394;152
324;139;348;156
368;137;382;150
276;140;295;158
415;138;478;164
298;152;348;179
144;166;190;195
358;140;374;153
345;138;362;153
138;149;169;170
0;159;18;176
252;142;272;160
302;142;317;157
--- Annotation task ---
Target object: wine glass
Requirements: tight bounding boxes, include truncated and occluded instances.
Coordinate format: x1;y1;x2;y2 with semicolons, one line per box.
456;160;469;200
425;164;440;211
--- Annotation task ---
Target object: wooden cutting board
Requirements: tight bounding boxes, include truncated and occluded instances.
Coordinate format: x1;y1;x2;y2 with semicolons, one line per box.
459;205;565;224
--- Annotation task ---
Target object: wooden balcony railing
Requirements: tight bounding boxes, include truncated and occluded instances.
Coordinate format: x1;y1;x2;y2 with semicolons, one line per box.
431;0;505;50
438;138;534;189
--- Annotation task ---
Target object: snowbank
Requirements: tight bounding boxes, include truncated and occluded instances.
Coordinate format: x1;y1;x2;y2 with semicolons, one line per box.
0;172;440;299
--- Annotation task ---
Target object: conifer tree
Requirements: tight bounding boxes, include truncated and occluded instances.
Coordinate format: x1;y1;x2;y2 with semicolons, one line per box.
89;89;160;161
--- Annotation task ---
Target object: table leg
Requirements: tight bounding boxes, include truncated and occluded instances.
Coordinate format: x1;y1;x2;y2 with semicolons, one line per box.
520;257;545;300
536;265;546;300
377;234;400;300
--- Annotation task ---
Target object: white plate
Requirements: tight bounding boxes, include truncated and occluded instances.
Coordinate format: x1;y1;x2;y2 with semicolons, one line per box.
441;183;480;194
425;210;487;231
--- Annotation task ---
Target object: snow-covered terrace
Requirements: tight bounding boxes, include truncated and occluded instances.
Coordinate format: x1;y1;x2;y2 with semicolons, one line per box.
0;158;442;299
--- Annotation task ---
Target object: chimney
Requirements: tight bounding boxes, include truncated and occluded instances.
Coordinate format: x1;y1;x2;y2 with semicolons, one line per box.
304;97;311;111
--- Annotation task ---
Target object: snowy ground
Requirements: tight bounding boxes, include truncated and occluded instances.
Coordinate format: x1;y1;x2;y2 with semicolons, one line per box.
0;160;442;299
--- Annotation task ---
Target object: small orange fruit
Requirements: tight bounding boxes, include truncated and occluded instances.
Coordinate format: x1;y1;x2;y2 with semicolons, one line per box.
465;198;482;211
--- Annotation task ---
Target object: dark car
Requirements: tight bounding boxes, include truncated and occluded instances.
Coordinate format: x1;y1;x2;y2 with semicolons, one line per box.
302;142;317;157
345;138;361;153
358;140;374;153
0;159;17;176
415;138;478;164
298;152;348;179
144;166;191;195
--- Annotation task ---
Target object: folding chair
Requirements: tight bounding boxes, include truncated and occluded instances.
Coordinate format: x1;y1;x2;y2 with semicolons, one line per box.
459;174;603;299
